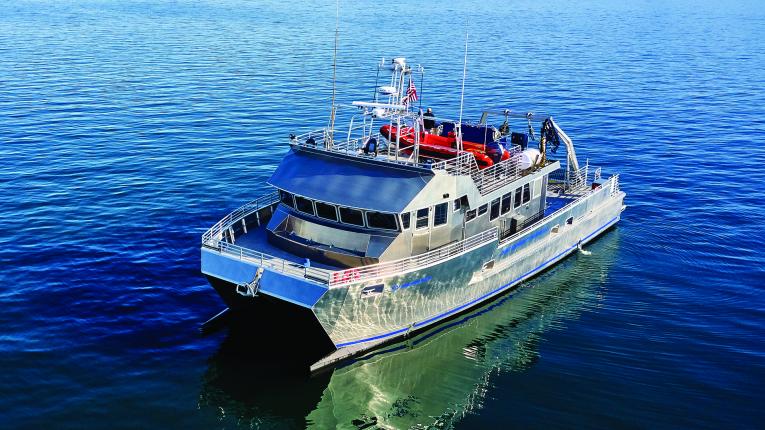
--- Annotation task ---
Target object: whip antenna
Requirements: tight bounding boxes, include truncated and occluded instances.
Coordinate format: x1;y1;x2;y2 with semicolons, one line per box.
328;0;339;147
457;29;468;152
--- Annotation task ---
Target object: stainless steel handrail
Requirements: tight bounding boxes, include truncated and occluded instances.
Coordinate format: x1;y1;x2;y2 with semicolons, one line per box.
214;240;333;283
292;128;532;194
201;191;280;244
327;228;499;287
203;193;499;287
498;175;618;246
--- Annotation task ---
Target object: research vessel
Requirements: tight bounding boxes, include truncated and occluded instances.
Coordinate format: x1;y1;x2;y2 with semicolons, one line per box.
200;57;626;372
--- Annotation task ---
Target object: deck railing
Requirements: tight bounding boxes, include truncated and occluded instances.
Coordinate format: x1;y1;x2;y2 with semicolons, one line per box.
290;128;533;194
202;191;280;244
202;193;499;287
498;174;619;246
203;175;620;287
548;161;590;192
327;228;499;287
201;192;336;283
213;240;335;283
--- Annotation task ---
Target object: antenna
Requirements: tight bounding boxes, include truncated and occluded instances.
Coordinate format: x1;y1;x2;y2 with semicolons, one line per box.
457;28;469;152
328;0;339;147
418;65;424;110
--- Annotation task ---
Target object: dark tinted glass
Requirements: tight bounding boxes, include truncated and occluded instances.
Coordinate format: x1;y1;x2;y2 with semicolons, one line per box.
514;187;522;208
279;190;294;208
490;198;500;220
501;193;512;214
434;202;448;226
315;201;338;221
478;204;488;216
523;183;531;203
367;211;398;230
465;209;476;222
295;196;314;215
339;207;364;226
453;198;461;211
401;212;411;229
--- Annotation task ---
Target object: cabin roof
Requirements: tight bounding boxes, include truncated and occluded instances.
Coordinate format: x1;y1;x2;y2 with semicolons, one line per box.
268;148;433;213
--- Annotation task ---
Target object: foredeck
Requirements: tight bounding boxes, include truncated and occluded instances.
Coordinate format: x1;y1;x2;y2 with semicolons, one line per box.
235;227;340;271
201;190;500;287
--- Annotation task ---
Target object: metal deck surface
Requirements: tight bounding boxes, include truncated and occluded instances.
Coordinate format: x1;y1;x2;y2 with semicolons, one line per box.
233;225;341;271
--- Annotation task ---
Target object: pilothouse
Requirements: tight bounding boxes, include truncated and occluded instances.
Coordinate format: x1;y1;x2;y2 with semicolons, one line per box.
200;57;626;371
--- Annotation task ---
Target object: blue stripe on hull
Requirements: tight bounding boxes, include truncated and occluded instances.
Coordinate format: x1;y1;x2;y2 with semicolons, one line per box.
335;215;619;348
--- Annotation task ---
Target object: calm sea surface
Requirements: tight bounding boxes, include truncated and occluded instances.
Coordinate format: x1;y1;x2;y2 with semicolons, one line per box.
2;0;764;428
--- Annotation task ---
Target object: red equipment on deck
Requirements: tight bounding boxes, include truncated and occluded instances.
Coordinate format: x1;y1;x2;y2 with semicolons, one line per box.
379;124;508;169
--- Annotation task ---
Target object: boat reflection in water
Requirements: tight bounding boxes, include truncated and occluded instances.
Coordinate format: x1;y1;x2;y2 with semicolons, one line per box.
199;231;620;429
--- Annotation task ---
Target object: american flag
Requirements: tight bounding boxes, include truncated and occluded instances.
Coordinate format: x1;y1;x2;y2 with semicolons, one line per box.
402;76;418;106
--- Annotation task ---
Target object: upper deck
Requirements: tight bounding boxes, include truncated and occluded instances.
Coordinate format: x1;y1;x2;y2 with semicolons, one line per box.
287;124;554;197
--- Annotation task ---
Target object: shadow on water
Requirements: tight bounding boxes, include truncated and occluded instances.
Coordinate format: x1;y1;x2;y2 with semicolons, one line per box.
199;230;621;429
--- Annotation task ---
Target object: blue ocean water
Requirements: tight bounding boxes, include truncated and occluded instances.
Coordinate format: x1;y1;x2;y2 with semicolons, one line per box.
2;0;764;428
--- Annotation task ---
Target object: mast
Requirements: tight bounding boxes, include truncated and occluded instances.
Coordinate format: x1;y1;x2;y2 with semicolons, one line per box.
457;30;468;153
327;0;339;148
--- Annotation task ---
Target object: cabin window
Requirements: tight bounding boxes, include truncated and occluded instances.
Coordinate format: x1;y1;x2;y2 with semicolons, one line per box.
315;201;338;221
478;204;488;216
566;216;574;225
514;187;522;208
490;198;500;220
339;207;364;226
415;208;430;229
501;192;512;215
279;190;295;208
401;212;411;229
295;196;315;215
522;183;531;204
434;202;448;226
453;198;462;212
367;211;398;230
465;209;477;222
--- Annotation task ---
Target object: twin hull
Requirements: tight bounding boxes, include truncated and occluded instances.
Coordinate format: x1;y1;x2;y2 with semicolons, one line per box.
202;183;625;351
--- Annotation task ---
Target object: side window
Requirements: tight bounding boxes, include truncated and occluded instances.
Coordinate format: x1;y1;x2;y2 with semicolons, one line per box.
490;198;500;220
522;183;531;204
514;187;522;208
366;211;398;230
478;204;488;216
401;212;411;230
434;202;448;226
315;201;338;221
415;208;430;229
453;198;462;212
465;209;477;222
501;192;512;215
339;207;364;226
279;190;295;208
295;196;315;215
